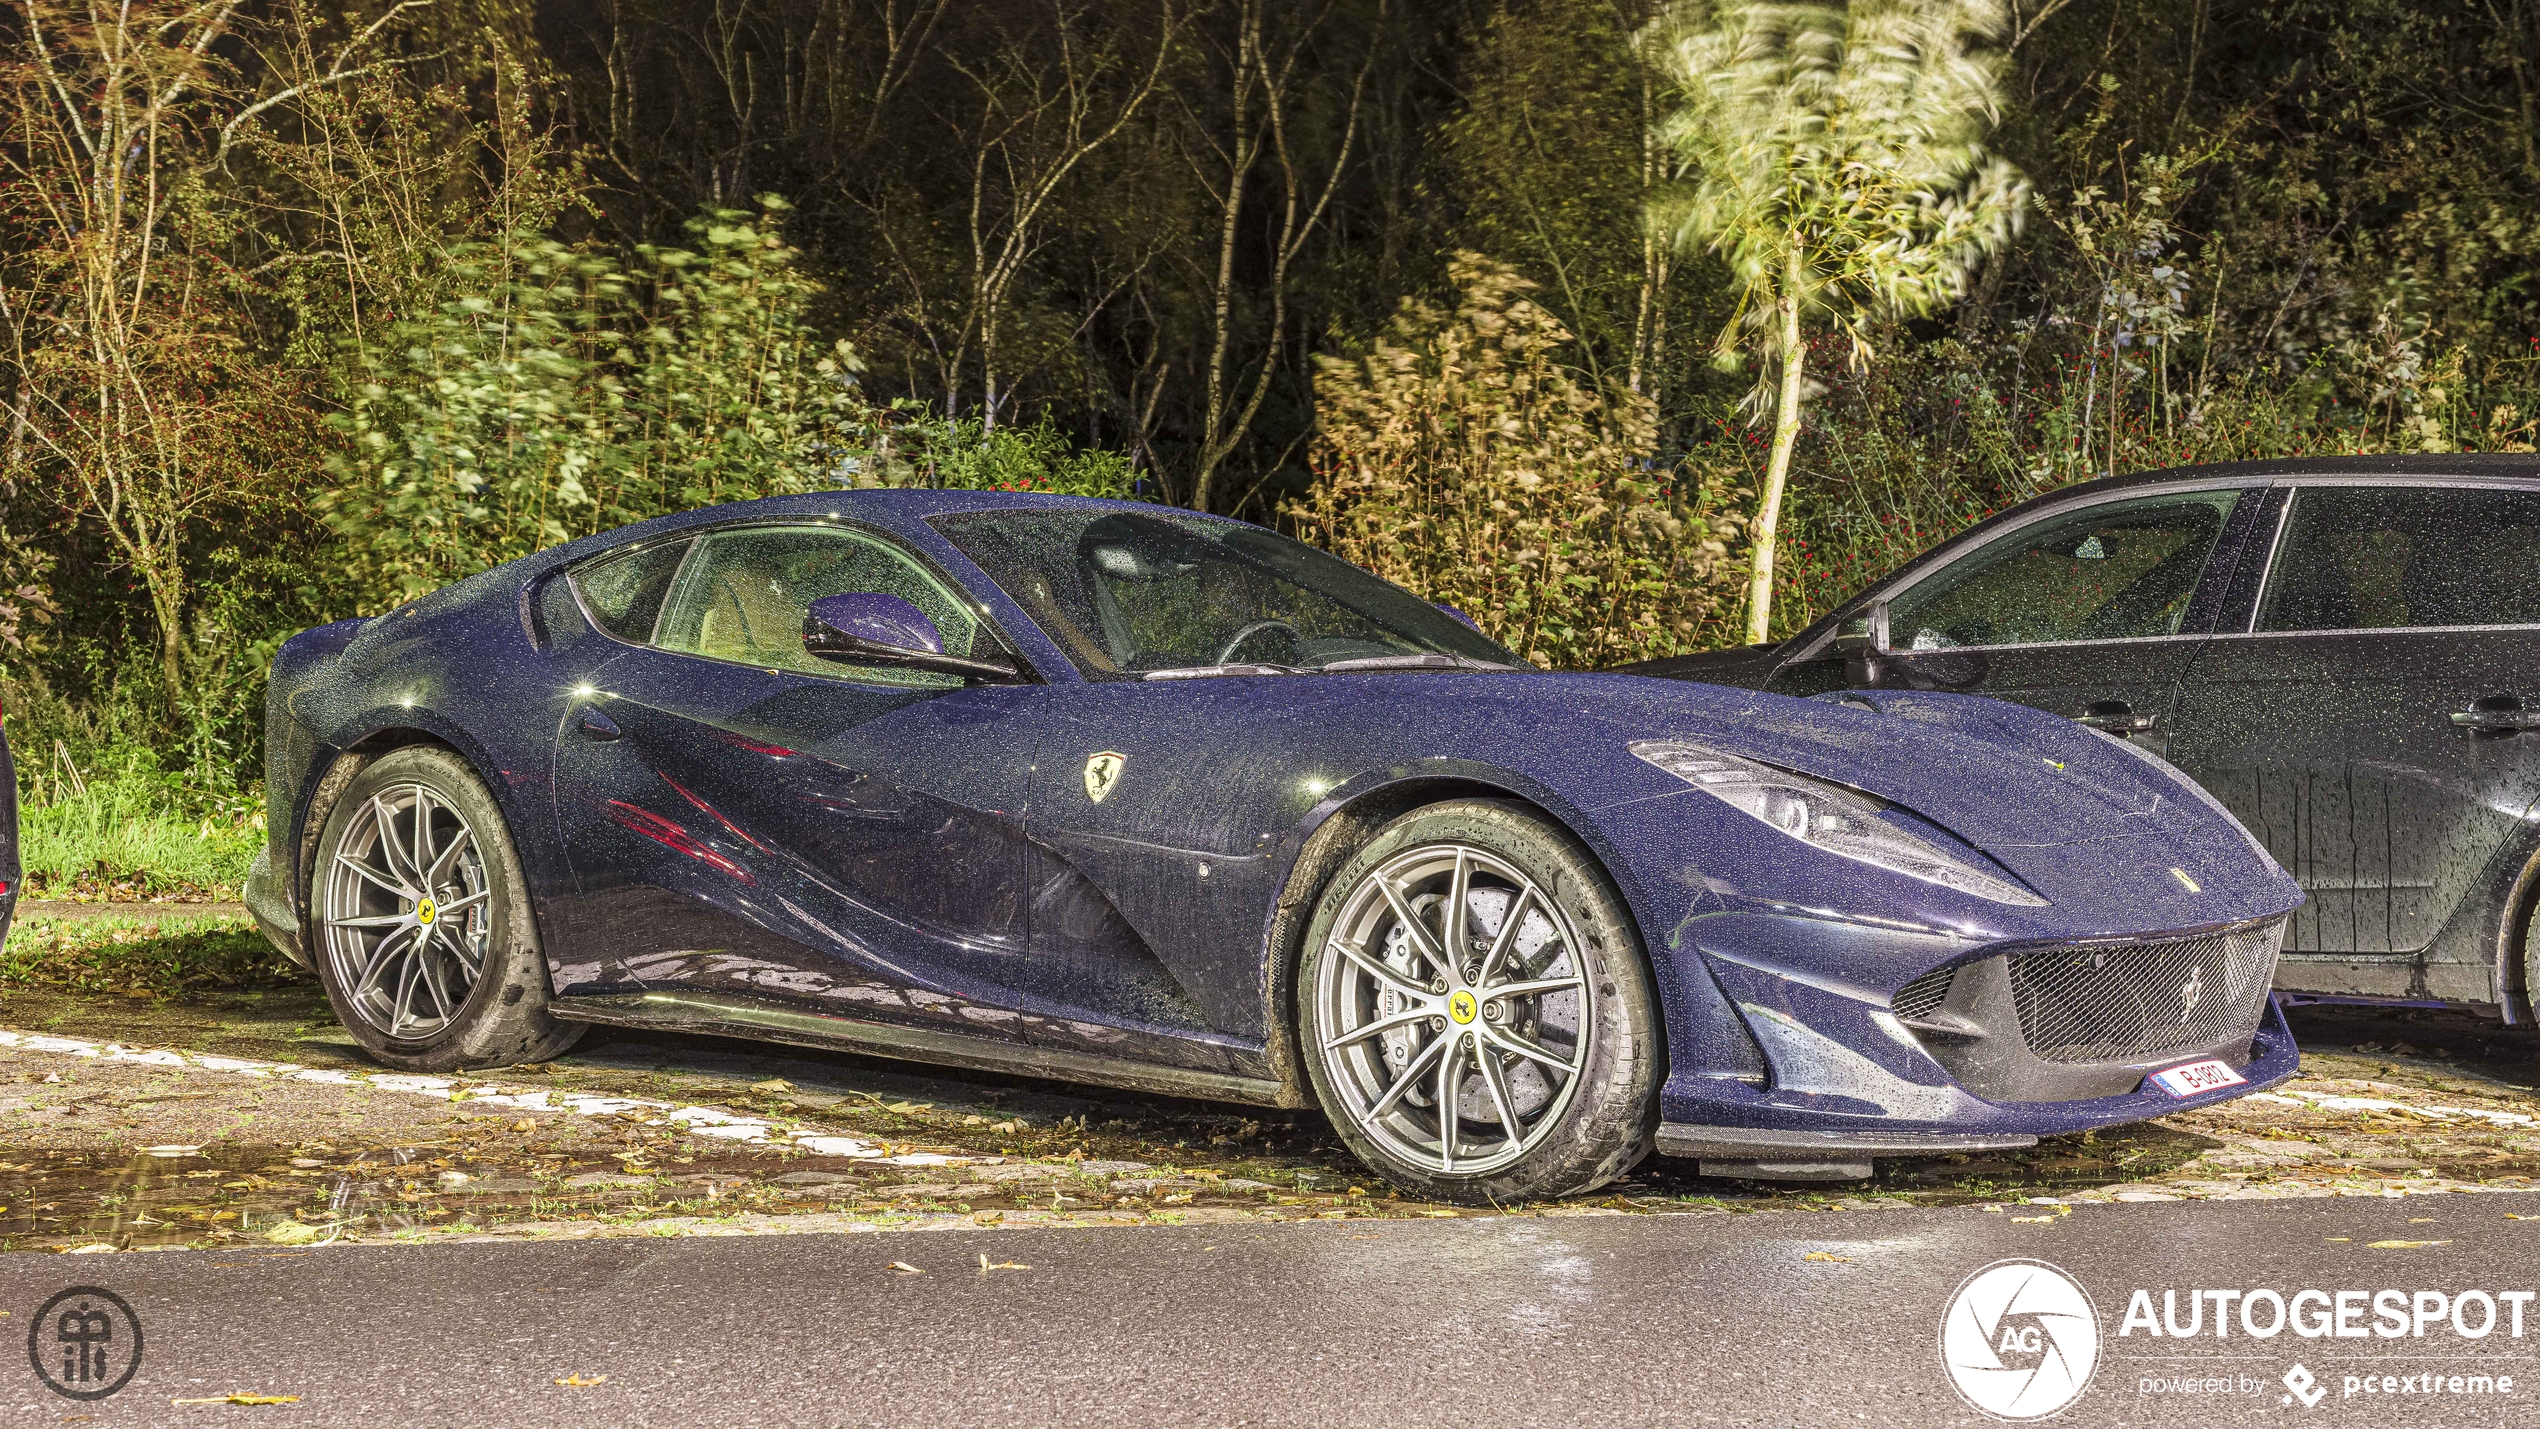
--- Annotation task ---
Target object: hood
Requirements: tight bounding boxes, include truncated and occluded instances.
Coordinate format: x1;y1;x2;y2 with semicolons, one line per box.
1374;673;2220;854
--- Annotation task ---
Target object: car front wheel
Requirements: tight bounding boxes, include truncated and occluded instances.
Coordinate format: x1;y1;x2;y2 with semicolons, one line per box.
310;745;584;1072
1299;799;1661;1204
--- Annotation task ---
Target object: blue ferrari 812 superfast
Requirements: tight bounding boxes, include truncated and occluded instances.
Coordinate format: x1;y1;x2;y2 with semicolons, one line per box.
243;492;2303;1200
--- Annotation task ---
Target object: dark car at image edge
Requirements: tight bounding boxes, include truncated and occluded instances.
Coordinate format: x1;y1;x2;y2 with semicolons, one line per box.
1626;454;2540;1022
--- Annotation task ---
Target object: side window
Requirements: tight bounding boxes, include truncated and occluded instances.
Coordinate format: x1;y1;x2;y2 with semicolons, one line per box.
569;537;692;643
653;525;983;686
2257;485;2540;632
1885;490;2243;650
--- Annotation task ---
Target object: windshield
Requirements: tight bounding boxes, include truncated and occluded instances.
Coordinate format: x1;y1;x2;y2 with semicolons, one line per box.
928;507;1519;679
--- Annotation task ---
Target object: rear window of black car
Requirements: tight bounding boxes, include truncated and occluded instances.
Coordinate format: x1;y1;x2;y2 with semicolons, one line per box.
570;537;691;643
2258;485;2540;631
927;507;1516;678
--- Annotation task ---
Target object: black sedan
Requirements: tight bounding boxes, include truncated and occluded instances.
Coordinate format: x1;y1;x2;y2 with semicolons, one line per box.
1627;456;2540;1019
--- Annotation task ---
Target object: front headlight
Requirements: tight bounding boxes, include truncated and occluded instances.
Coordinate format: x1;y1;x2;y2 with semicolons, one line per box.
1630;740;2047;907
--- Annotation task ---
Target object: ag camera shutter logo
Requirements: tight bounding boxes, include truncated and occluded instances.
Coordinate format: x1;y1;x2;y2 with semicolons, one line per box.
1940;1259;2102;1419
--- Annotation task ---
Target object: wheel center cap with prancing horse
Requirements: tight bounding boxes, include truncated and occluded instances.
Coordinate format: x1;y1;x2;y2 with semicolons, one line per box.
414;898;438;927
1448;989;1478;1025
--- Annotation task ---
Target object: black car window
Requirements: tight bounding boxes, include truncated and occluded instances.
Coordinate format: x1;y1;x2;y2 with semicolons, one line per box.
928;507;1517;678
653;525;981;687
2256;485;2540;632
1884;490;2243;651
568;537;692;643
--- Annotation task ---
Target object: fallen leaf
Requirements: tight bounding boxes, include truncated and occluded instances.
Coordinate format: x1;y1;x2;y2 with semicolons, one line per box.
751;1079;794;1093
172;1393;300;1406
552;1374;608;1387
63;1244;117;1254
2366;1239;2451;1248
887;1261;924;1274
2410;1217;2436;1223
2508;1214;2533;1221
977;1253;1030;1272
2010;1215;2055;1224
265;1221;324;1246
2327;1237;2351;1242
1802;1251;1850;1262
510;1120;536;1133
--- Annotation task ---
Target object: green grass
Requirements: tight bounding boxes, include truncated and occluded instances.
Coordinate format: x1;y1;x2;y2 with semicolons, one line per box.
15;772;262;897
0;913;301;998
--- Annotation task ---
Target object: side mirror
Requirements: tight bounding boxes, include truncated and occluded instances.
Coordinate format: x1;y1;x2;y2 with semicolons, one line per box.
803;594;1021;684
1437;604;1482;633
1831;599;1891;688
1831;599;1890;657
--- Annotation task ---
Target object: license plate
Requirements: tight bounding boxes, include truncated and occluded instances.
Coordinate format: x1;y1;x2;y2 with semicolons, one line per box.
2149;1058;2247;1097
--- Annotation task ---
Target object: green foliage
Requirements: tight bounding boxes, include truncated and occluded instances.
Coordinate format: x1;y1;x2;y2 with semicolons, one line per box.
1293;254;1745;667
853;408;1141;497
1651;0;2028;642
321;199;868;608
7;731;263;897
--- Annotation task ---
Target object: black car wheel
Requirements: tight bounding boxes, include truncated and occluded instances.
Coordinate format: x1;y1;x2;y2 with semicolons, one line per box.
1298;799;1661;1203
310;746;583;1072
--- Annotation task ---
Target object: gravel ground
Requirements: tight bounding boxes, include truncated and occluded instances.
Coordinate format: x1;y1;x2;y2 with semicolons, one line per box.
0;983;2534;1255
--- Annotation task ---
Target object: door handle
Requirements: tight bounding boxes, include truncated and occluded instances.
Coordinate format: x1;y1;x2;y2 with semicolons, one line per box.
2075;699;2159;734
2451;694;2540;734
576;708;622;741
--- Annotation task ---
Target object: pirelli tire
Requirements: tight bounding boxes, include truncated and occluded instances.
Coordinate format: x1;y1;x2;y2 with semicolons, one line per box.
308;745;584;1072
1298;798;1662;1204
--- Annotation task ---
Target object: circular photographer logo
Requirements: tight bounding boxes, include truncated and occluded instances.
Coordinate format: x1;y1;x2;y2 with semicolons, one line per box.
27;1286;143;1401
1939;1259;2100;1420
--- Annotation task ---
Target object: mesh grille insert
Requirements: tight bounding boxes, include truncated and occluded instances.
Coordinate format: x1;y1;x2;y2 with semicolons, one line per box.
2006;923;2284;1063
1892;966;1957;1022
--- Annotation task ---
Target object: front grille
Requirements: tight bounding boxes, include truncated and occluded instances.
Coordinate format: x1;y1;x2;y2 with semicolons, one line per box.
2006;923;2284;1063
1892;966;1955;1022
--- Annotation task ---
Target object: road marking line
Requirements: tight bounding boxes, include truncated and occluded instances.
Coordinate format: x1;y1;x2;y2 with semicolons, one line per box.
0;1027;968;1166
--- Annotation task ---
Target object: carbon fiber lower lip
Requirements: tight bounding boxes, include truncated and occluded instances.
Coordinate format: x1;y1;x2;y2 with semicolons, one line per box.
1652;1125;2039;1160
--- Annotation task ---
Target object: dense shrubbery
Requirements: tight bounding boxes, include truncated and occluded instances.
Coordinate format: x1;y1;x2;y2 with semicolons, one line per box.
4;0;2539;887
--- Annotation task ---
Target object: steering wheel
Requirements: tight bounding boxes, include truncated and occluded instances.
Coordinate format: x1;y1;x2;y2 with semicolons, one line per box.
1215;619;1301;665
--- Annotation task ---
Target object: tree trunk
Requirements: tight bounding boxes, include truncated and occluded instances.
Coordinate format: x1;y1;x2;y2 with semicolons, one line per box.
1745;280;1805;646
147;562;185;709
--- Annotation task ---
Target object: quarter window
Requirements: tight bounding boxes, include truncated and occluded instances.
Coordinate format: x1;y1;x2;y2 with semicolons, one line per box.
568;537;692;644
2256;485;2540;632
652;525;984;686
1884;490;2244;650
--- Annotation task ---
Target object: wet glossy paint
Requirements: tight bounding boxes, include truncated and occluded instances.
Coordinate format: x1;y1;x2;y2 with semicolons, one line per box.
1633;457;2540;1013
252;490;2306;1146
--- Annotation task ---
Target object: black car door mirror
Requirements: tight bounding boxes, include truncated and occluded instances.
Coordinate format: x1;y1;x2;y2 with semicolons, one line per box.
803;593;1022;684
1830;599;1894;688
1831;600;1890;656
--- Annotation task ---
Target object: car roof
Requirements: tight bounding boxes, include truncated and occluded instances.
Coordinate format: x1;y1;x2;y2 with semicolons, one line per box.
2007;452;2540;504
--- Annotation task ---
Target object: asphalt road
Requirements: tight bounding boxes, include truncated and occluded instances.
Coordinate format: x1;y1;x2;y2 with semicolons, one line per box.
3;1196;2537;1426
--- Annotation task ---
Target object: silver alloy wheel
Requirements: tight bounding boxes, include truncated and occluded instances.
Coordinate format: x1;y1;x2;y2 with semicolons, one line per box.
318;783;491;1040
1311;842;1594;1176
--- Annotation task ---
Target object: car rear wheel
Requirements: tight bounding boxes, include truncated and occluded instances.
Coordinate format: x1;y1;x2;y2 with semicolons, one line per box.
310;746;583;1072
1298;799;1660;1204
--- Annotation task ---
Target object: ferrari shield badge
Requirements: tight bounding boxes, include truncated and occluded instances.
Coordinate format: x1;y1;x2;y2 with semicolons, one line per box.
1083;751;1128;804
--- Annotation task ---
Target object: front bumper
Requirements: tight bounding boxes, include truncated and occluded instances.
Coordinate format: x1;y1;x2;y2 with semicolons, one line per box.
1653;909;2300;1177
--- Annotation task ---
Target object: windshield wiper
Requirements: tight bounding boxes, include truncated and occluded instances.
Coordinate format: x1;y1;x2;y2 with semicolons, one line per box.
1314;654;1520;674
1139;663;1307;681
